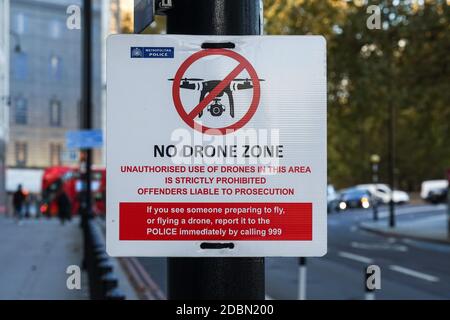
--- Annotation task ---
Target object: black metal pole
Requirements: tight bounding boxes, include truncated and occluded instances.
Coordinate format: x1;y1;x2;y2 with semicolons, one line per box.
371;161;378;221
388;85;395;228
387;30;396;229
81;0;93;226
298;257;307;300
166;0;264;300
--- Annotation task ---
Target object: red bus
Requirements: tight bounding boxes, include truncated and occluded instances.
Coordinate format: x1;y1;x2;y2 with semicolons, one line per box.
40;166;106;217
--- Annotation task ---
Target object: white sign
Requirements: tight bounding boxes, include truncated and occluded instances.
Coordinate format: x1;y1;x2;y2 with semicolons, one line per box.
106;35;327;257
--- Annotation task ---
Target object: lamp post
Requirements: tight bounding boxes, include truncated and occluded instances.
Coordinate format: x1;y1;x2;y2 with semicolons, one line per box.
370;154;380;221
387;26;396;229
80;0;93;227
165;0;265;300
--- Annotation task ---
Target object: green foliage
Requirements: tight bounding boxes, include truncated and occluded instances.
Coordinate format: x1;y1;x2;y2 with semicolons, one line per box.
265;0;450;190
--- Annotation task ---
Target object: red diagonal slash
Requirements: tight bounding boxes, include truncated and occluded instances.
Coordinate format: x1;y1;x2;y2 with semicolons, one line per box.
187;62;247;120
172;48;261;135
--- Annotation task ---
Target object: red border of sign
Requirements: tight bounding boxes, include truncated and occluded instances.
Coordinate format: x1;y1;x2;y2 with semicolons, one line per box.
172;49;261;135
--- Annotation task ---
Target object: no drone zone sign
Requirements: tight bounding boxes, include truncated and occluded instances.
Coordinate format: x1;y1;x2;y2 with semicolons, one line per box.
106;35;327;257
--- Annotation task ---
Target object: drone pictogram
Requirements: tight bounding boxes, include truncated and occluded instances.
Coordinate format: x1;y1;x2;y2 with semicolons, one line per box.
170;49;263;135
168;77;265;118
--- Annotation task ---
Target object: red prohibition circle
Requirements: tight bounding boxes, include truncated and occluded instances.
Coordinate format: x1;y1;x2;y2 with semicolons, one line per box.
172;49;261;135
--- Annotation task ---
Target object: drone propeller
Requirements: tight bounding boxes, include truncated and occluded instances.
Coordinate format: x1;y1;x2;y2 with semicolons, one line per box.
168;78;204;81
233;78;265;82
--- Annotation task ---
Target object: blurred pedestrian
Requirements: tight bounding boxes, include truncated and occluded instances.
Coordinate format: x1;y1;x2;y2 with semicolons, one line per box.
56;184;72;225
12;184;26;224
27;194;38;218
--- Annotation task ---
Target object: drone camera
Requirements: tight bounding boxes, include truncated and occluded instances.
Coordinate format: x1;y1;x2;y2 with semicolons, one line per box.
208;99;226;117
170;77;265;119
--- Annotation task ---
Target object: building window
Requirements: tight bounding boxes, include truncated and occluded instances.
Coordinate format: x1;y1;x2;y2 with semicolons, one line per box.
15;142;27;167
14;13;26;35
49;55;62;80
49;98;62;126
50;143;62;166
15;96;27;125
13;52;28;80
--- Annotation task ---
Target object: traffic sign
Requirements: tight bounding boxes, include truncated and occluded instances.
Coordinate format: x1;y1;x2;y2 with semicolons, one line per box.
106;35;327;257
66;129;103;149
134;0;154;34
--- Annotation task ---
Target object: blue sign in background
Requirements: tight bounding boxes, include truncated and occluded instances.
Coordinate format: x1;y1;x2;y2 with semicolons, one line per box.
66;129;103;149
134;0;154;34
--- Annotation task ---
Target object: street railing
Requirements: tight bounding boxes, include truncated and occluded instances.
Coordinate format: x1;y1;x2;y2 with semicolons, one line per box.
83;217;125;300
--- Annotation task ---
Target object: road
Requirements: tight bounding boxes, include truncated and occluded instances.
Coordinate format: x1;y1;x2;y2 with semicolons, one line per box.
137;203;450;300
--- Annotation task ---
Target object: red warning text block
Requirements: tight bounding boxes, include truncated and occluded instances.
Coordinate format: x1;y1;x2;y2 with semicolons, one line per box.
119;202;312;241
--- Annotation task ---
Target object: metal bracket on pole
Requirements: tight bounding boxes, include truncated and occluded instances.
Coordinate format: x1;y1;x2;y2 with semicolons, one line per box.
134;0;174;34
134;0;154;34
156;0;173;14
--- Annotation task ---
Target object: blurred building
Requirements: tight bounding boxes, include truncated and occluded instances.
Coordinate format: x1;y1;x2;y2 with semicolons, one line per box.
7;0;103;172
0;0;10;212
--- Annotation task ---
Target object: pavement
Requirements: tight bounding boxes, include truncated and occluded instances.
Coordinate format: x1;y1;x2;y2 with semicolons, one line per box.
0;215;89;300
94;219;141;300
136;203;450;300
0;215;141;300
360;209;449;244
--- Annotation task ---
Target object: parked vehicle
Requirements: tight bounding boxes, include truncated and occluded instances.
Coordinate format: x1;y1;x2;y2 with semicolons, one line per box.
421;180;449;203
337;188;372;210
355;183;409;204
426;187;448;204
